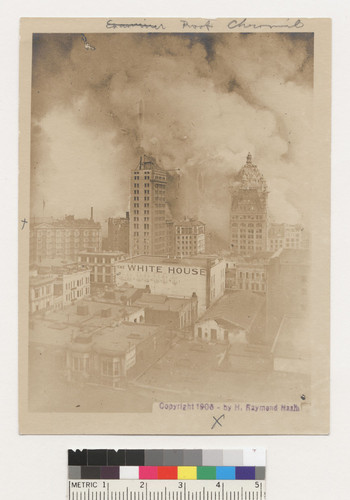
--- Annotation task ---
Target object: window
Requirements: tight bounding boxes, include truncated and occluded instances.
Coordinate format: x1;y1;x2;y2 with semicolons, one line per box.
73;356;87;372
197;327;202;338
210;329;217;341
101;358;120;377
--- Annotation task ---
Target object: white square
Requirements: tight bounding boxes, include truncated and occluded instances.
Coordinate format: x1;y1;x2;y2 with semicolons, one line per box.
223;450;243;466
243;448;266;466
119;466;139;479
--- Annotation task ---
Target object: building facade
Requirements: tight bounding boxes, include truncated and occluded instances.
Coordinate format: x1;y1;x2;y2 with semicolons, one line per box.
107;215;130;253
174;218;205;257
115;255;226;315
30;210;102;263
266;248;310;342
134;292;198;330
29;274;56;314
230;153;268;255
129;155;168;257
224;253;272;293
65;323;171;388
78;250;127;285
194;291;266;345
268;223;307;252
55;268;91;307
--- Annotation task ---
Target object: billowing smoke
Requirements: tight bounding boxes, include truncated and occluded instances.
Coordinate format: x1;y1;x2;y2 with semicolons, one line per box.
31;32;313;237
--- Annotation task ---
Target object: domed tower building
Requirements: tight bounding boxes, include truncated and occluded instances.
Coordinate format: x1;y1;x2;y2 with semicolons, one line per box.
230;153;268;255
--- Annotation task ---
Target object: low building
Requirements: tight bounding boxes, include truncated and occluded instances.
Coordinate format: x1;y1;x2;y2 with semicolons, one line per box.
55;267;91;308
34;260;91;310
115;255;226;314
194;291;266;345
174;218;205;257
66;323;171;387
268;223;308;252
30;208;102;263
46;298;145;329
78;250;127;285
133;292;198;330
224;252;272;293
107;214;130;253
29;274;56;314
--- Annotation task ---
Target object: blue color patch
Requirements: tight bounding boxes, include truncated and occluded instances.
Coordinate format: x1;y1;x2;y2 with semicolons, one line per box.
235;467;255;480
216;467;236;480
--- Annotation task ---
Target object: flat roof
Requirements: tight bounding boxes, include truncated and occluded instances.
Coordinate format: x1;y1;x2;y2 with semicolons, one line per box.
43;299;144;328
78;250;126;256
134;293;192;311
121;254;222;267
29;320;74;347
29;275;56;287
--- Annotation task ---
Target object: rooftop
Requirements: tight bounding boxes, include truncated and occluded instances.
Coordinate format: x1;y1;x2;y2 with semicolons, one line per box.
174;219;205;228
235;153;268;192
33;216;101;229
78;250;126;256
29;275;56;287
198;291;265;330
121;254;222;267
43;299;144;329
92;323;161;356
29;318;161;357
134;293;194;312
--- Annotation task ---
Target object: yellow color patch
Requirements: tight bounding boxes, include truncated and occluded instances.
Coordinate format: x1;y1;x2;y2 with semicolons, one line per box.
177;467;197;480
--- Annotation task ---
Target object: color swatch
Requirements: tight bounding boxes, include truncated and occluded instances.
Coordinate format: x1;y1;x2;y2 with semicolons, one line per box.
68;449;266;481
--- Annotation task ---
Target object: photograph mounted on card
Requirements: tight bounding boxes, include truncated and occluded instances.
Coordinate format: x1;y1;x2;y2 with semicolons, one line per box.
19;17;331;434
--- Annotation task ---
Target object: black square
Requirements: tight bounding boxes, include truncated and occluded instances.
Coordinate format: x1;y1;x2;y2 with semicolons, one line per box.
81;466;100;479
126;449;145;465
88;449;107;466
107;449;126;466
68;449;87;466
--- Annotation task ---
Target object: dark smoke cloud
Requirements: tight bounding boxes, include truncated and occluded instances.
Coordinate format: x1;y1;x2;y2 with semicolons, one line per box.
31;32;314;237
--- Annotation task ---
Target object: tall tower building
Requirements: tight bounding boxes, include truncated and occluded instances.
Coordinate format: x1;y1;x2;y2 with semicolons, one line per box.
230;153;268;255
129;155;167;256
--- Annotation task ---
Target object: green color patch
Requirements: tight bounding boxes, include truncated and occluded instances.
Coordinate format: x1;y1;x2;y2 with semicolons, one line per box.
197;466;217;479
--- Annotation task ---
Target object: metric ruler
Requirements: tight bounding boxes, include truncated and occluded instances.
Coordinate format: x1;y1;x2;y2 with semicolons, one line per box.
68;480;266;500
67;449;266;500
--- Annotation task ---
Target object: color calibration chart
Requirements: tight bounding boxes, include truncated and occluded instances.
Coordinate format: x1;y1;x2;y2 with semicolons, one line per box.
68;449;266;500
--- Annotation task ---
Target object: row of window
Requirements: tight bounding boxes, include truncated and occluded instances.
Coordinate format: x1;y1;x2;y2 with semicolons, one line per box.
231;215;265;220
33;284;52;298
36;230;99;236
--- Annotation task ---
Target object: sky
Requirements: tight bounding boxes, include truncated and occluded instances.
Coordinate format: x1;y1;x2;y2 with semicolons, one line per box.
31;32;314;238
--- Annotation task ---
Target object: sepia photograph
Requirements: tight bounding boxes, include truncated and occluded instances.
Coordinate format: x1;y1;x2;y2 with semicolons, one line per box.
18;18;331;434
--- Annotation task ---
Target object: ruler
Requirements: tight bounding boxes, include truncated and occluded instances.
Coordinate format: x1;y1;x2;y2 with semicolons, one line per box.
68;480;266;500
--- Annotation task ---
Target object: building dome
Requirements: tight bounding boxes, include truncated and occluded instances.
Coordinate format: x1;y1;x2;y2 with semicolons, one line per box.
236;153;268;192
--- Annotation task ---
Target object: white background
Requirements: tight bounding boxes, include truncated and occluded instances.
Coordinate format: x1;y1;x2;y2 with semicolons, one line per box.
1;1;349;498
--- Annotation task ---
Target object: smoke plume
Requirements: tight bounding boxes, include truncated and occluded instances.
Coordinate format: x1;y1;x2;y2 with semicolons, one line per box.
31;32;314;237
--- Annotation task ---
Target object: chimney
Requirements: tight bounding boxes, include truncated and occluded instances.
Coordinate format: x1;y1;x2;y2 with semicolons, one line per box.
90;207;94;221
